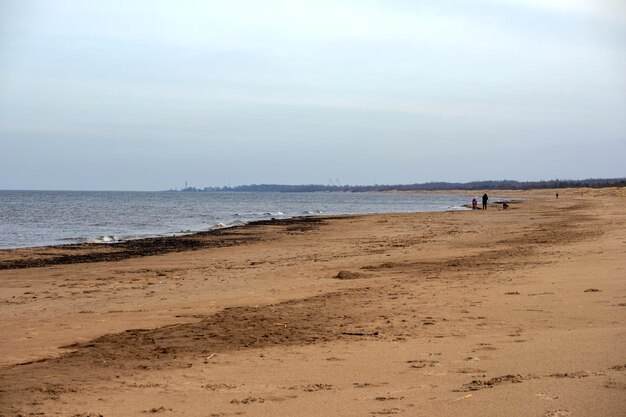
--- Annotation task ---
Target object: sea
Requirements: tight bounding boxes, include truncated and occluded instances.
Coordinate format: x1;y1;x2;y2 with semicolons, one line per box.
0;191;472;249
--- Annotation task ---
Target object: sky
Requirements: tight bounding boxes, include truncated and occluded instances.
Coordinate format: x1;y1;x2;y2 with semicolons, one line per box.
0;0;625;190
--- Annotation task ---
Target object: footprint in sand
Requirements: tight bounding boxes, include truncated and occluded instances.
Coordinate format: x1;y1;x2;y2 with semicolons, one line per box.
407;359;439;369
142;407;172;413
375;396;405;401
289;383;333;392
455;367;486;374
536;392;559;400
544;410;570;417
354;382;389;388
604;378;626;390
508;326;524;337
266;394;299;402
421;317;436;325
371;407;403;415
230;397;265;405
201;383;238;391
472;343;498;352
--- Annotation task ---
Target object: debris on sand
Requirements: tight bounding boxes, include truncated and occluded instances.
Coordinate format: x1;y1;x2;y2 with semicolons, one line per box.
334;270;364;280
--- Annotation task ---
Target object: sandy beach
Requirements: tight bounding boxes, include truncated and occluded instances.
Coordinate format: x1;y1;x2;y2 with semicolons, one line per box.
1;189;625;417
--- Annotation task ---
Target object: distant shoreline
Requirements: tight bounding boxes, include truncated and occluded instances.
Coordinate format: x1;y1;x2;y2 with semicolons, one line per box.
167;178;626;193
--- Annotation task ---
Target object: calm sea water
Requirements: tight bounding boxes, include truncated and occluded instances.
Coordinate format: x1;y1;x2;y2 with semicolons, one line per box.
0;191;471;249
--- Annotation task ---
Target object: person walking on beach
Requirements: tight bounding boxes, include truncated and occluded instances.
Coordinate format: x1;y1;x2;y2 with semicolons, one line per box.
482;193;488;210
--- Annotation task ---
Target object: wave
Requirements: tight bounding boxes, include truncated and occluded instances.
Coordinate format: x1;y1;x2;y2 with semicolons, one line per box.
227;220;247;227
1;191;474;249
92;235;120;243
233;211;286;218
211;220;248;230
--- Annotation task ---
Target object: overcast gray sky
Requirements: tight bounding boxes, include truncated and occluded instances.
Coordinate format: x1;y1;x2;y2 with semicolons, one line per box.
1;0;624;190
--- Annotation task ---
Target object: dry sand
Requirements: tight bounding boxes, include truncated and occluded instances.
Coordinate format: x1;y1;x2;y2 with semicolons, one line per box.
1;189;625;417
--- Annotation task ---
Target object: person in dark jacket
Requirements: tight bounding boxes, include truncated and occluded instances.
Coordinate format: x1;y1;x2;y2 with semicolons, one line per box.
482;193;488;210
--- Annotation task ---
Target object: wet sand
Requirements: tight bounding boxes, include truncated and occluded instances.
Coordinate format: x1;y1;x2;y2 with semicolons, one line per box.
1;189;625;416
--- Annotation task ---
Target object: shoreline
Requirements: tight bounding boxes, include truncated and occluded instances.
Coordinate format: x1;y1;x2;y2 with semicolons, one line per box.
0;215;353;270
1;189;625;416
2;188;543;254
9;185;607;252
3;199;518;269
0;191;474;252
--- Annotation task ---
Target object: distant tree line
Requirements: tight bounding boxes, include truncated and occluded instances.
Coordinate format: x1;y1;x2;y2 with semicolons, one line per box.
172;178;626;193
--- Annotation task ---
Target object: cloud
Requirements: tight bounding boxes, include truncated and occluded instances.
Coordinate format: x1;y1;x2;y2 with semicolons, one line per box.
0;0;624;190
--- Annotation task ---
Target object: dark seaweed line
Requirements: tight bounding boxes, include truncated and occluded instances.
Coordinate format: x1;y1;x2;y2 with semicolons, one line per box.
0;216;336;270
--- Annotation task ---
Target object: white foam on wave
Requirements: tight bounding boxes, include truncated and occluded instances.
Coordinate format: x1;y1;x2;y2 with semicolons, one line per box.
263;211;285;216
92;235;120;243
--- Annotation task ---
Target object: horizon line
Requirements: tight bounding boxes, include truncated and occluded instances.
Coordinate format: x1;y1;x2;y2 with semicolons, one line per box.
1;177;625;193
